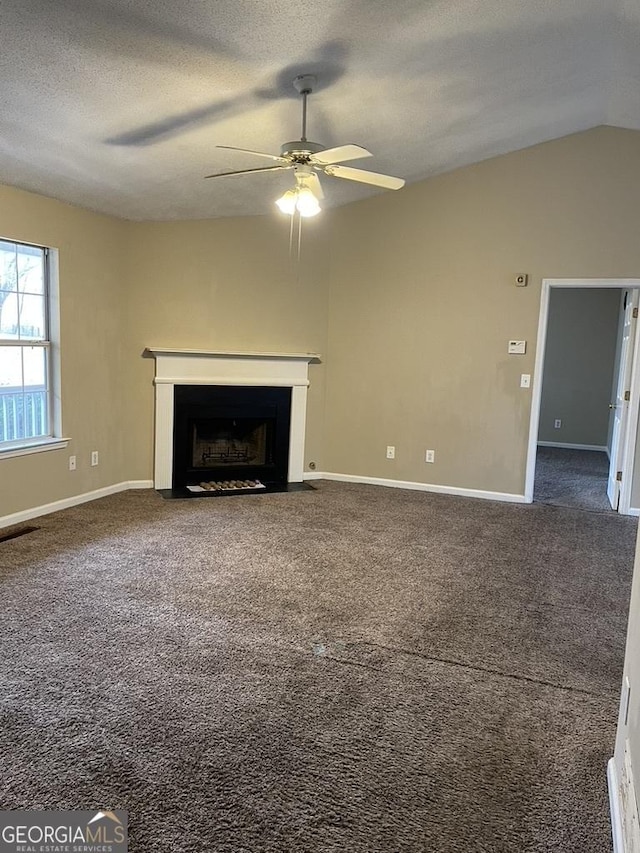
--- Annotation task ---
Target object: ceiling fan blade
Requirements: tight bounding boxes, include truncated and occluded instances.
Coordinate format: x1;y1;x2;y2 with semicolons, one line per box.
311;144;372;165
305;172;324;199
324;164;405;190
205;165;292;179
217;145;288;163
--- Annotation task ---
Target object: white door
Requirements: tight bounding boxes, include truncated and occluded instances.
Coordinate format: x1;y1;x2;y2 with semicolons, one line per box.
608;290;639;509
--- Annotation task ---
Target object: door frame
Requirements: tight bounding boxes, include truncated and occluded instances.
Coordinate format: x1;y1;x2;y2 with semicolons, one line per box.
607;290;639;510
524;278;640;515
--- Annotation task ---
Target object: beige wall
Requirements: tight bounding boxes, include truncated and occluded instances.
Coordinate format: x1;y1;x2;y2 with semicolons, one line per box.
0;185;128;518
538;288;620;446
324;126;640;495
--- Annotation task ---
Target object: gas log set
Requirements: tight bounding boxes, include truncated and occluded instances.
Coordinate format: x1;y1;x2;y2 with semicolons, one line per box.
190;479;265;493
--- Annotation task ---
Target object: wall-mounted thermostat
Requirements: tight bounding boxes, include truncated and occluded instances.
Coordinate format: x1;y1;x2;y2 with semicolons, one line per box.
508;340;526;354
515;274;528;287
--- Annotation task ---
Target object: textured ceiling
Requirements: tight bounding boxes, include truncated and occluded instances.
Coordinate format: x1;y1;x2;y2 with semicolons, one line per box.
0;0;636;220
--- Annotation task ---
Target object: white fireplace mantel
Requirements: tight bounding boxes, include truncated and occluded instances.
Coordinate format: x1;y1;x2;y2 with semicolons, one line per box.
145;348;321;489
145;347;321;361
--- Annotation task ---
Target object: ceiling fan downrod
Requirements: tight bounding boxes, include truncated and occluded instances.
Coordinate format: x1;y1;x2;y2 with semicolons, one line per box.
293;74;316;143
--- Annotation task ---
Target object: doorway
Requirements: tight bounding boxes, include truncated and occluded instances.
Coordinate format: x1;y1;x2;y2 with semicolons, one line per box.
525;279;640;515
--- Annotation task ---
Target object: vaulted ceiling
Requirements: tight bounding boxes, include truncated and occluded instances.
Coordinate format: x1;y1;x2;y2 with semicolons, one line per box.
1;0;636;220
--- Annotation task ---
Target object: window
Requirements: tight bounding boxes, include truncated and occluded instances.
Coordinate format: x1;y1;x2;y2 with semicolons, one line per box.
0;239;53;449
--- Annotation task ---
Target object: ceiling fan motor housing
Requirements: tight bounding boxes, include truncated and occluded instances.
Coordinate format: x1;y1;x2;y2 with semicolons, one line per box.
280;140;324;160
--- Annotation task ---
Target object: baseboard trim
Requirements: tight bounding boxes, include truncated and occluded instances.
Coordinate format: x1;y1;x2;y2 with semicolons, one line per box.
537;441;608;452
628;507;640;518
303;471;526;503
0;480;154;529
609;758;625;853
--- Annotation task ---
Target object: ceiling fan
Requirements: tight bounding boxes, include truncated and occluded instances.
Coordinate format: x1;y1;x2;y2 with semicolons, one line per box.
205;74;405;216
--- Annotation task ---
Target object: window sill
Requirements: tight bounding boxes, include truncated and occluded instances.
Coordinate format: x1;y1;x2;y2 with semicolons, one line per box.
0;437;70;460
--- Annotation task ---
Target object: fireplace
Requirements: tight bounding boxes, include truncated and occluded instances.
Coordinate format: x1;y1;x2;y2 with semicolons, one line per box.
172;385;291;488
145;349;320;492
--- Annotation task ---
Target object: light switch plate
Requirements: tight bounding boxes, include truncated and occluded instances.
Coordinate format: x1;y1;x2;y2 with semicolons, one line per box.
508;340;526;354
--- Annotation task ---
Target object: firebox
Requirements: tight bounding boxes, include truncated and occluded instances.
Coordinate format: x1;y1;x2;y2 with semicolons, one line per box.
172;385;292;489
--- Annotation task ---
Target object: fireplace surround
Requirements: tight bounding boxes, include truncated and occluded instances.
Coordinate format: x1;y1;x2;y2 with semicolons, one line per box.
145;349;320;491
173;384;292;488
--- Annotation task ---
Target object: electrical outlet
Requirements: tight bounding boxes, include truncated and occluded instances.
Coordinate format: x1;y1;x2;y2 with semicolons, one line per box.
91;450;99;466
386;445;395;459
520;374;531;388
554;419;562;429
425;450;435;463
68;455;76;471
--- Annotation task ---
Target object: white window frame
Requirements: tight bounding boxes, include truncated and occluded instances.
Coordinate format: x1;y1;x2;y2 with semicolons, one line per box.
0;240;67;459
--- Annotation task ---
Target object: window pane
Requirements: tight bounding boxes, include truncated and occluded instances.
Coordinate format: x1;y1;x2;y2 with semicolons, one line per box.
23;346;46;388
0;392;25;442
0;345;22;388
17;245;44;294
0;241;17;294
0;345;24;443
24;389;48;439
0;291;19;338
0;346;49;442
23;347;48;438
17;293;46;340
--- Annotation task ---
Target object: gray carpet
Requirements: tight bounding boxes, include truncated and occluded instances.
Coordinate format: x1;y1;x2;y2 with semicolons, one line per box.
0;481;636;852
534;446;612;512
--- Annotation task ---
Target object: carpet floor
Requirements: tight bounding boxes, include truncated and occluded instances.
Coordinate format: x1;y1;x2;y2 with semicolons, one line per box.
534;447;612;512
0;481;636;852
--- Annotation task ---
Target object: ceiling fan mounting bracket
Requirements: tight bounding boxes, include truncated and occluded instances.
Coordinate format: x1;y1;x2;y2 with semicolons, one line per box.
293;74;316;95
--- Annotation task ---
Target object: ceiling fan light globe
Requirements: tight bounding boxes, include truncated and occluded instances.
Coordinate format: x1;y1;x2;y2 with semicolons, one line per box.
275;190;297;215
298;203;321;218
296;188;321;217
296;199;320;216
